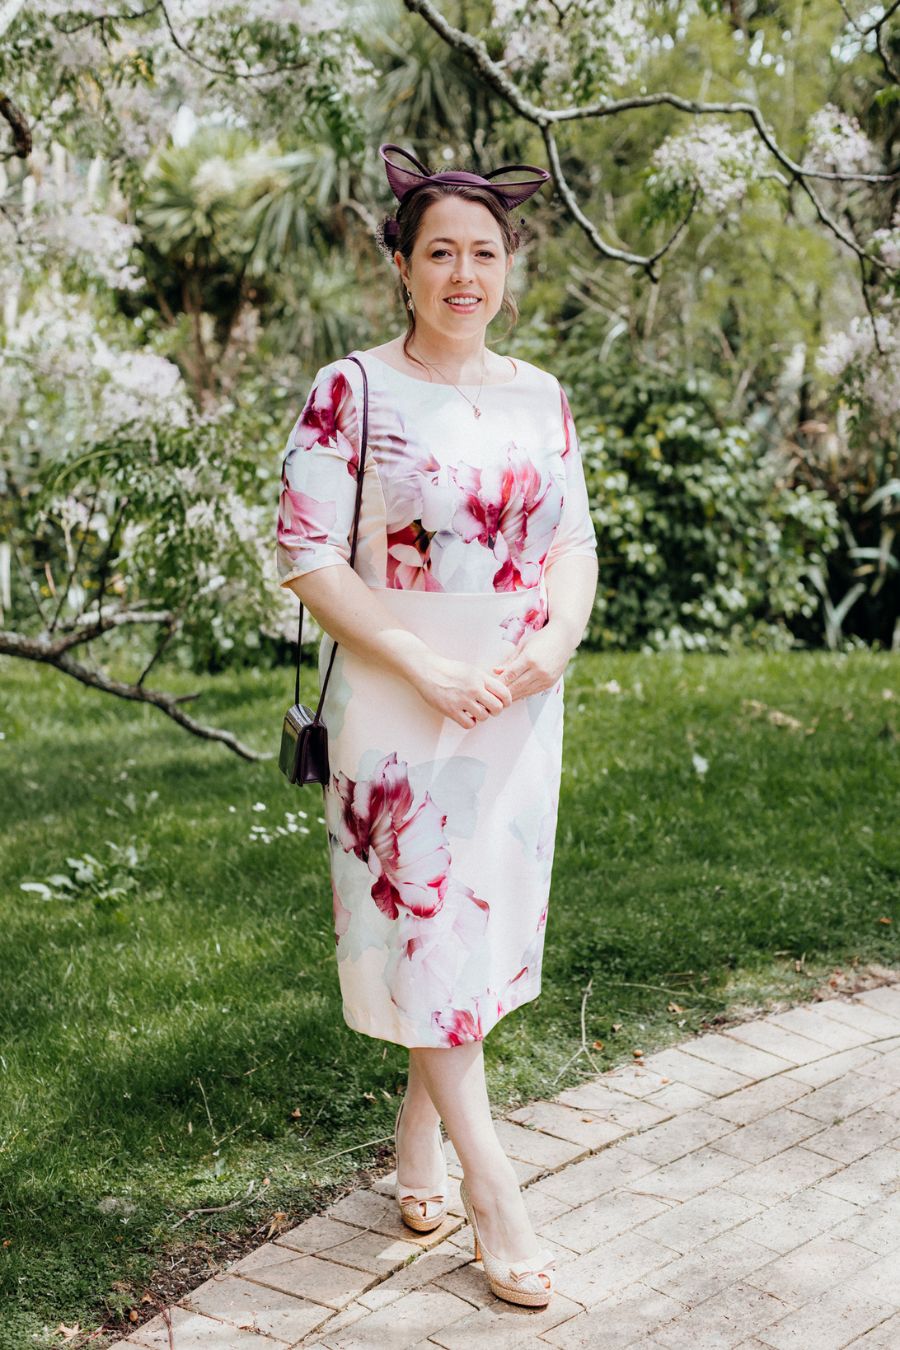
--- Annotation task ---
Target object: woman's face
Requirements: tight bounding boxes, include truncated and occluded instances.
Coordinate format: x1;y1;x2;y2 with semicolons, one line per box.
395;195;514;342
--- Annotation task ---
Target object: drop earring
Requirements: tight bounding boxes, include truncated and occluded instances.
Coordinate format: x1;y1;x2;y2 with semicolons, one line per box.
406;290;415;314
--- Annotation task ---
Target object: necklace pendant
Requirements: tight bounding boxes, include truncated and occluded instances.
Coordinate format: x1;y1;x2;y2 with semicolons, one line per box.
473;406;482;419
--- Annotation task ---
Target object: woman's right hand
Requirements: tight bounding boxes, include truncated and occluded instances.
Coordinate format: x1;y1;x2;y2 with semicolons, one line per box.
408;652;513;728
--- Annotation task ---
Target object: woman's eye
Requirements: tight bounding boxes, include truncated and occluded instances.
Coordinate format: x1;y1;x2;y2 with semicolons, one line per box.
431;250;495;259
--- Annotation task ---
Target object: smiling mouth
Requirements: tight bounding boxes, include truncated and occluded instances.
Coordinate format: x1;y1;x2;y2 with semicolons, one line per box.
444;297;482;310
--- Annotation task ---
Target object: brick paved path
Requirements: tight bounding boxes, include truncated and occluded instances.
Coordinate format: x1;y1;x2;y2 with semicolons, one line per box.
110;982;900;1349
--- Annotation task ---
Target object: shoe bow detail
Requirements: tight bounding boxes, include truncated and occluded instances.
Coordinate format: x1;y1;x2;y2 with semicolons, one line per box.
508;1250;556;1286
398;1185;447;1217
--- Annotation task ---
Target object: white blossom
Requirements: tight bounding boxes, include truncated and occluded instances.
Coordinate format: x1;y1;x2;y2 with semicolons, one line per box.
491;0;647;102
802;104;877;174
817;303;900;420
646;122;769;216
870;208;900;271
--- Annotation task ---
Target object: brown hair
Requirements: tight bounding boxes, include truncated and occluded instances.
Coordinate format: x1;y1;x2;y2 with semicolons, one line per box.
378;184;522;376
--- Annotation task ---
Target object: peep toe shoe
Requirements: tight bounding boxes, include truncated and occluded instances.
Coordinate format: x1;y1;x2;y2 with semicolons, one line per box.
459;1177;556;1307
393;1095;449;1233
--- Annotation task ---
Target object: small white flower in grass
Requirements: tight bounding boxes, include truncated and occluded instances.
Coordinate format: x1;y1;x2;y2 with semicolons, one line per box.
692;753;709;778
251;801;267;812
299;826;310;835
228;805;236;813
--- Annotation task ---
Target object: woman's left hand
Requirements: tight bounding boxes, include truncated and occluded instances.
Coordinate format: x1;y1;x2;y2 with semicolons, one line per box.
491;622;574;702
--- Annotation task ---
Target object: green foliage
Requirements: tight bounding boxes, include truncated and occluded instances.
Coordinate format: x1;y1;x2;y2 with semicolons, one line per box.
568;359;840;652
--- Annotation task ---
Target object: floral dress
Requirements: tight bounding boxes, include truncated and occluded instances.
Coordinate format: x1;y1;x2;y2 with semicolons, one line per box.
275;350;597;1048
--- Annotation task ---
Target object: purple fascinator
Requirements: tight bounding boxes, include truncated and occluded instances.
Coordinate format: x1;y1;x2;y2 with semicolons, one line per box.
377;142;551;250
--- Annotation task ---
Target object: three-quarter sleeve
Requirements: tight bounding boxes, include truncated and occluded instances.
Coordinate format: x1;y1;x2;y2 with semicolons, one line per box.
276;361;362;589
544;381;598;571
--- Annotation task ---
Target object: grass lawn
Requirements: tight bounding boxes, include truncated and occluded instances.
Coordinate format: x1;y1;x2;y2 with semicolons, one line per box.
0;646;897;1348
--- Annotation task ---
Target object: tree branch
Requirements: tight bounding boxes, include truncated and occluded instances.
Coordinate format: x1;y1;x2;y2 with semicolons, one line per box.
402;0;897;274
0;620;271;762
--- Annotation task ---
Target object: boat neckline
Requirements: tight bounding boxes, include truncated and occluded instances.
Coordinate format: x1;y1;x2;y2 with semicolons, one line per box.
351;349;520;389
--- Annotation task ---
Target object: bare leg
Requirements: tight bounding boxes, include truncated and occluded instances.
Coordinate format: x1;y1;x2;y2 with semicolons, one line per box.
409;1041;540;1263
396;1049;444;1186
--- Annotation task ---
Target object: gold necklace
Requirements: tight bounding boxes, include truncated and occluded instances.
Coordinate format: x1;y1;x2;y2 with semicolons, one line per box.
409;348;487;418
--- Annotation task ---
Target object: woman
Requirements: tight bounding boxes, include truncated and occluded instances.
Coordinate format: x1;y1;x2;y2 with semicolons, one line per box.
275;143;599;1308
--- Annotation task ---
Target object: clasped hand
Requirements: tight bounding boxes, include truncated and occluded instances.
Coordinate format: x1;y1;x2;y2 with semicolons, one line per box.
412;624;572;728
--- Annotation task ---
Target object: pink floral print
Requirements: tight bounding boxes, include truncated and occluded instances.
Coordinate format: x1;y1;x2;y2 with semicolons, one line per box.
276;351;596;1047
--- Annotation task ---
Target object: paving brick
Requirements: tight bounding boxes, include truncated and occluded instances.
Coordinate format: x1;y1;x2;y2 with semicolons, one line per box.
112;992;900;1350
442;1144;541;1185
618;1108;740;1166
731;1186;861;1254
845;1311;900;1345
712;1106;829;1164
704;1075;813;1127
308;1299;371;1341
428;1291;582;1347
505;1099;628;1148
852;986;900;1020
524;1185;574;1230
276;1216;365;1256
290;1228;423;1277
551;1227;677;1308
316;1285;474;1349
555;1081;673;1131
754;1284;897;1350
645;1080;715;1114
229;1246;375;1309
602;1060;676;1097
642;1227;775;1306
634;1047;753;1098
743;1233;875;1305
537;1187;672;1254
677;1032;796;1079
120;1305;286;1348
541;1280;685;1348
354;1245;469;1313
530;1144;659;1206
841;1250;900;1308
723;1020;832;1066
816;1144;900;1206
866;1035;900;1056
802;1091;900;1163
322;1189;413;1238
492;1117;588;1169
651;1279;796;1349
786;1070;898;1124
782;1046;881;1089
180;1272;331;1342
856;1047;900;1088
814;997;900;1040
430;1257;497;1310
765;1007;874;1051
720;1145;842;1206
829;1193;900;1255
633;1186;765;1255
621;1142;750;1202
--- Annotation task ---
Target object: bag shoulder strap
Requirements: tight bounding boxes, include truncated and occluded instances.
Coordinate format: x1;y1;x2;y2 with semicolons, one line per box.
293;354;370;715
